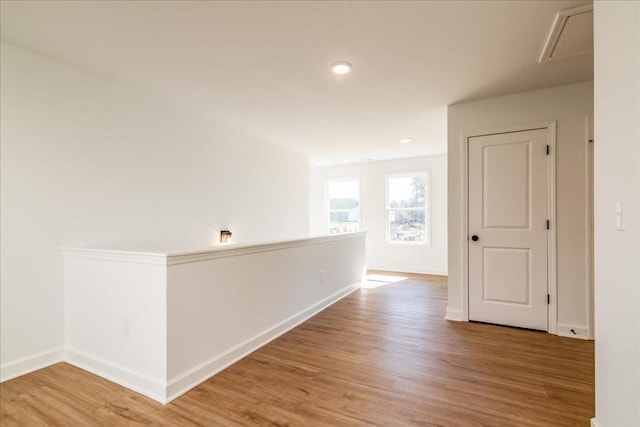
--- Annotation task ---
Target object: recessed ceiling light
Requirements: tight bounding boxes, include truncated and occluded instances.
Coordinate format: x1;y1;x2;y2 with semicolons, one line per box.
331;61;352;75
400;138;412;144
342;158;350;162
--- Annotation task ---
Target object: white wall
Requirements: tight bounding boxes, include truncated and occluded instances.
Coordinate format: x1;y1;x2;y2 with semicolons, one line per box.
0;42;309;376
593;2;640;426
166;233;365;401
310;155;447;275
64;253;168;400
447;81;594;337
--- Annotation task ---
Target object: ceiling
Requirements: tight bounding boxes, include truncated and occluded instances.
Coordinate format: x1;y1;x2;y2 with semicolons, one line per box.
0;0;593;165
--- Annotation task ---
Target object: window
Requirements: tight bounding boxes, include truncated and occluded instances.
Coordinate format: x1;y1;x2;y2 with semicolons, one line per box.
386;172;429;244
326;178;360;234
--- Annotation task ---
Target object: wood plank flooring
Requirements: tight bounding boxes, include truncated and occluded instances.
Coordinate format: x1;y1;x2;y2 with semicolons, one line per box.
0;277;594;426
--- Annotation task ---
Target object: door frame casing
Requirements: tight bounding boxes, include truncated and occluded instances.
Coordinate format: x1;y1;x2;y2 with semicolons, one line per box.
460;121;557;334
585;116;594;339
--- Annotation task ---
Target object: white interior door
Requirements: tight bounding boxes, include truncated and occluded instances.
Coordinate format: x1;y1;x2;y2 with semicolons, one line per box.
468;128;549;331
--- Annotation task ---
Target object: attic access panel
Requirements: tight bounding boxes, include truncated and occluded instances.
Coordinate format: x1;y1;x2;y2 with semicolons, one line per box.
540;4;593;63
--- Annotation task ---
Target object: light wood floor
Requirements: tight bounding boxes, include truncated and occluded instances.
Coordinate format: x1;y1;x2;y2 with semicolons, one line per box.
1;277;594;426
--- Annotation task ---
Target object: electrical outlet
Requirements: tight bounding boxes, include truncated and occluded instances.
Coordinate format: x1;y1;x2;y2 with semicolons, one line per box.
616;200;625;231
320;270;326;283
122;317;130;336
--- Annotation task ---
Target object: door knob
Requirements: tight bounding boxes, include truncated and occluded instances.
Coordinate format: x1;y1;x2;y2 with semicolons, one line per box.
471;235;479;241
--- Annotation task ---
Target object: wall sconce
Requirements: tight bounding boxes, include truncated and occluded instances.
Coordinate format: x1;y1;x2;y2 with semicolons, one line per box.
220;230;232;243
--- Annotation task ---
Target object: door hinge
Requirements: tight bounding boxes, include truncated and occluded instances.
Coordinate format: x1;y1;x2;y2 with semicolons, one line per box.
546;145;550;155
547;294;550;304
546;219;550;230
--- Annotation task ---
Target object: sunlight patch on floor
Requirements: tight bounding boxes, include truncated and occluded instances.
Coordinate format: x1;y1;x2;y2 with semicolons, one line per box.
362;274;408;289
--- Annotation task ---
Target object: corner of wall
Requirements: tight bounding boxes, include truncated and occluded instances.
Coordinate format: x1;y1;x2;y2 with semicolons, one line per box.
445;307;464;322
0;347;64;383
557;324;591;340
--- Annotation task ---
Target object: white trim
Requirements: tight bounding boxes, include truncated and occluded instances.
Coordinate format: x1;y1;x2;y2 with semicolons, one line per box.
61;248;167;265
586;116;595;339
445;308;464;322
367;265;447;276
557;324;591;340
591;418;602;427
461;121;557;333
167;233;367;265
547;122;558;335
62;232;367;266
460;128;470;322
64;347;167;404
165;283;360;402
0;347;64;382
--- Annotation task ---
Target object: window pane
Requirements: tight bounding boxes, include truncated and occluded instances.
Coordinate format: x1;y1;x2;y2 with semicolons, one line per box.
388;175;426;208
328;180;359;210
389;209;425;242
329;211;360;234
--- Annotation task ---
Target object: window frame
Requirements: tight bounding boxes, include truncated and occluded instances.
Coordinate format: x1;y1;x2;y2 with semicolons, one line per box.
325;176;362;235
384;171;431;246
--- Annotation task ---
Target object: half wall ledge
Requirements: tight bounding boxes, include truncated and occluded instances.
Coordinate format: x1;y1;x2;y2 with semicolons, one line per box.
62;232;367;403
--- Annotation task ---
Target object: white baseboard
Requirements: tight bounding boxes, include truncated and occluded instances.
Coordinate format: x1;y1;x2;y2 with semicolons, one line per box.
1;284;360;404
0;347;64;382
591;418;602;427
165;283;360;402
367;265;448;276
557;323;591;340
445;308;464;321
65;348;167;403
